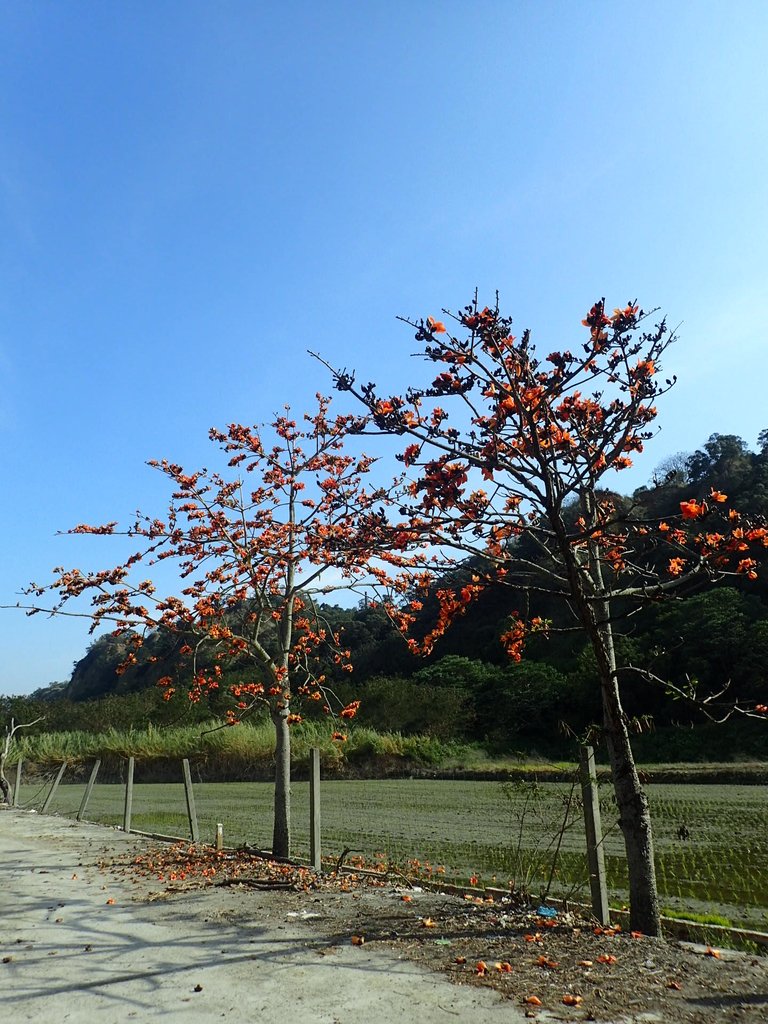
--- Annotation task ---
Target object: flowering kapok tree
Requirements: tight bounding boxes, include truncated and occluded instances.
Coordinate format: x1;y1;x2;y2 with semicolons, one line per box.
322;298;767;934
21;396;421;857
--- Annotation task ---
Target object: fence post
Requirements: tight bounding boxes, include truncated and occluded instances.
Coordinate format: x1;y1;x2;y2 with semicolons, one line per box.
123;756;135;834
182;758;200;844
216;822;224;851
77;759;101;821
309;747;321;872
12;757;22;807
41;762;67;814
579;744;610;926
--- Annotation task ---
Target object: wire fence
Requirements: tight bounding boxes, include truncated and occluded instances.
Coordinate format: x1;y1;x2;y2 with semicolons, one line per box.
8;754;768;935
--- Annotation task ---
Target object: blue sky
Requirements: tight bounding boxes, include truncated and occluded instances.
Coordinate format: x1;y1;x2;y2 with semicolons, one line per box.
2;1;767;695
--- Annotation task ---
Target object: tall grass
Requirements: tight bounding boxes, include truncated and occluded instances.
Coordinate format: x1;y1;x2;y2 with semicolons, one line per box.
12;719;474;772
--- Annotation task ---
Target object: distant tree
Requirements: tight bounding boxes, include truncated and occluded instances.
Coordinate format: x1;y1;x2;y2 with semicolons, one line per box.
640;588;768;713
322;297;768;934
651;451;691;487
14;397;421;857
475;660;569;747
412;654;497;690
686;433;751;488
672;433;768;521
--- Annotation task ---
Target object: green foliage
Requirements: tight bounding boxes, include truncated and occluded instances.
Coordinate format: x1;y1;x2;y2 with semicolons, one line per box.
630;719;768;763
661;908;732;927
476;662;571;749
324;675;472;739
1;686;217;735
413;655;497;690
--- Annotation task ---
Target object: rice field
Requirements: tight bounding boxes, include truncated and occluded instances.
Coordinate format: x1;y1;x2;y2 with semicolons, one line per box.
24;774;768;933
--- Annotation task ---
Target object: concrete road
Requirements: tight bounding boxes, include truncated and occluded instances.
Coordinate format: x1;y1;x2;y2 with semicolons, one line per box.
1;809;531;1023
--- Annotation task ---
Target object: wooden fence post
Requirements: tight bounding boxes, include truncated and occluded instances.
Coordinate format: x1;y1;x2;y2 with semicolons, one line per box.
41;763;67;814
182;758;200;844
77;759;101;821
309;747;321;872
123;756;135;834
215;822;224;851
12;758;22;807
579;744;610;926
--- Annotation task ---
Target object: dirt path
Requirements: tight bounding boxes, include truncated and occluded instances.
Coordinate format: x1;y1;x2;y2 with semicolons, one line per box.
1;809;522;1023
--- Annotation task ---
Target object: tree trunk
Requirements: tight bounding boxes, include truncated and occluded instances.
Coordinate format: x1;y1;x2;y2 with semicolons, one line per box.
271;706;291;858
601;672;661;936
569;493;662;938
0;736;11;805
586;602;661;935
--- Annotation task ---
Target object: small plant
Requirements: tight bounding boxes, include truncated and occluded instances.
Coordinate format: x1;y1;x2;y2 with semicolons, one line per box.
501;770;585;901
661;907;732;928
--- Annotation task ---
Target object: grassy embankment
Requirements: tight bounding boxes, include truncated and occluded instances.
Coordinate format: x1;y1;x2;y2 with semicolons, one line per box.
12;720;469;780
10;719;768;783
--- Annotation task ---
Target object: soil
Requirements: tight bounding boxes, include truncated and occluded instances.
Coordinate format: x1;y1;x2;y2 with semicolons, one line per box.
111;838;768;1023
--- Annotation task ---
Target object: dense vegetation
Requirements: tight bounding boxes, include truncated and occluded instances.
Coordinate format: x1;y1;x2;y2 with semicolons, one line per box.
5;430;768;763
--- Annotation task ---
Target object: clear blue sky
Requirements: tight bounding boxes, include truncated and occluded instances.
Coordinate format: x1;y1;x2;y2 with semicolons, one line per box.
2;1;766;695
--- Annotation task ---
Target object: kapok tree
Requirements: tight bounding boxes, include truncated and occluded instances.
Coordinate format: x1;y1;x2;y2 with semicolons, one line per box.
322;298;767;935
21;396;419;857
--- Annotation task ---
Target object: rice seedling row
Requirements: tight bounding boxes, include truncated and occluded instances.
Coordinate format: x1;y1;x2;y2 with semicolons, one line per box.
37;778;768;931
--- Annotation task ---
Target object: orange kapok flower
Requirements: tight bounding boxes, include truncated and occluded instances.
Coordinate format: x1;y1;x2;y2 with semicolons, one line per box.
737;558;758;579
680;499;706;520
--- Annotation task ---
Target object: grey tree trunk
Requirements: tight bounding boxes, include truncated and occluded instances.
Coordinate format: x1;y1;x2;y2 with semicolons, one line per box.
589;593;661;935
569;499;662;938
271;706;292;858
0;730;12;804
601;672;661;935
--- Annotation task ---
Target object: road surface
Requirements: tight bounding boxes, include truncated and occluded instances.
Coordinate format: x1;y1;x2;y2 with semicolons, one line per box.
1;808;531;1023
